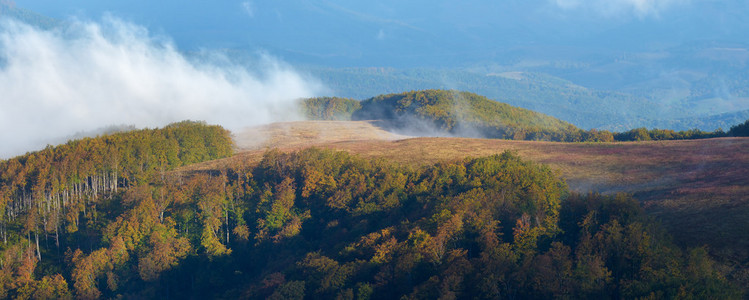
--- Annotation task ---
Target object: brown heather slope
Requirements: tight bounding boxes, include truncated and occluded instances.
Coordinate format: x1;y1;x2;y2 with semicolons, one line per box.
182;121;749;277
232;120;408;150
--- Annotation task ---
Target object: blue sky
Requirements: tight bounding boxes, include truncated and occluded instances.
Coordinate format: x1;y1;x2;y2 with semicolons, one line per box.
2;0;748;156
16;0;748;66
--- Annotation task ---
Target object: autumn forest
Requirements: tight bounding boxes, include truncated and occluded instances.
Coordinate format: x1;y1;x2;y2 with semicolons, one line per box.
0;118;744;299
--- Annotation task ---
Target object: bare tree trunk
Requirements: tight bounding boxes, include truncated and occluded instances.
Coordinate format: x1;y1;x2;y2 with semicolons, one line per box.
27;231;31;260
55;225;59;248
225;208;230;244
35;231;41;261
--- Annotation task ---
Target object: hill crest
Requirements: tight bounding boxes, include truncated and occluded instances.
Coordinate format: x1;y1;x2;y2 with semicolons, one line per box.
351;89;580;139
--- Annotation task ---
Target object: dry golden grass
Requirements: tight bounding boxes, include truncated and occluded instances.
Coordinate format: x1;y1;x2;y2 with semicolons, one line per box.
181;121;749;266
232;120;407;151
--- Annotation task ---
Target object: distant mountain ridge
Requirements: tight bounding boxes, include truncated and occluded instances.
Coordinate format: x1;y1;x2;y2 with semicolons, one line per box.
303;67;655;129
658;108;749;131
303;66;749;132
0;1;59;29
6;4;749;134
6;4;749;133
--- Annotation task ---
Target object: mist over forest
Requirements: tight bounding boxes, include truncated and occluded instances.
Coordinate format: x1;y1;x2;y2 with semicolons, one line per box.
4;1;746;141
1;1;747;154
1;1;749;299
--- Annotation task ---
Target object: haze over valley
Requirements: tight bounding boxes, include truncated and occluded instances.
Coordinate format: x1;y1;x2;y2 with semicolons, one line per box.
3;0;749;155
1;1;749;299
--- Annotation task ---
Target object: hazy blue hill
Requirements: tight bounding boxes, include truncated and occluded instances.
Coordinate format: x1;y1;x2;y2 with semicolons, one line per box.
0;1;59;29
656;109;749;131
305;67;657;131
304;64;749;132
20;0;749;68
9;3;749;133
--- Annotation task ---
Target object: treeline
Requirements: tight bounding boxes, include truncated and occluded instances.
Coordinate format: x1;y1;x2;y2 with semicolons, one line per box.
301;97;361;121
0;143;739;298
0;120;233;204
548;119;749;142
728;119;749;137
613;118;749;141
300;90;749;142
614;127;720;141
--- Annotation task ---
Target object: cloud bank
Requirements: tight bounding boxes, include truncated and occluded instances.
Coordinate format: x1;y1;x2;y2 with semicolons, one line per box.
0;17;323;158
552;0;688;18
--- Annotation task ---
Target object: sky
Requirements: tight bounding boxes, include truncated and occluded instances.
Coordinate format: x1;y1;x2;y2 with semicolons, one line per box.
16;0;749;66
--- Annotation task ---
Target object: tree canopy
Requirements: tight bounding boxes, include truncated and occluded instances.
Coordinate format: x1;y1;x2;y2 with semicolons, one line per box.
0;127;739;298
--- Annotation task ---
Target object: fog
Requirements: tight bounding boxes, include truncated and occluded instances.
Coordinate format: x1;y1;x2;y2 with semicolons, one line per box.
0;17;323;158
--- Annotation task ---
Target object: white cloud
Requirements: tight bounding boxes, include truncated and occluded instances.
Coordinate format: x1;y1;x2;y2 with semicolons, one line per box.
552;0;689;18
0;17;323;158
242;1;255;17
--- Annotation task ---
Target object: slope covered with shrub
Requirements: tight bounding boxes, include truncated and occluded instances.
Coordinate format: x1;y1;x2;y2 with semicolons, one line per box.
301;97;361;121
351;90;590;141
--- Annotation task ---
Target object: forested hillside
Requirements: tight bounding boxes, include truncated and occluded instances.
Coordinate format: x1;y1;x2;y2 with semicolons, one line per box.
0;123;739;298
352;90;581;140
301;90;747;143
0;121;233;298
340;90;619;142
